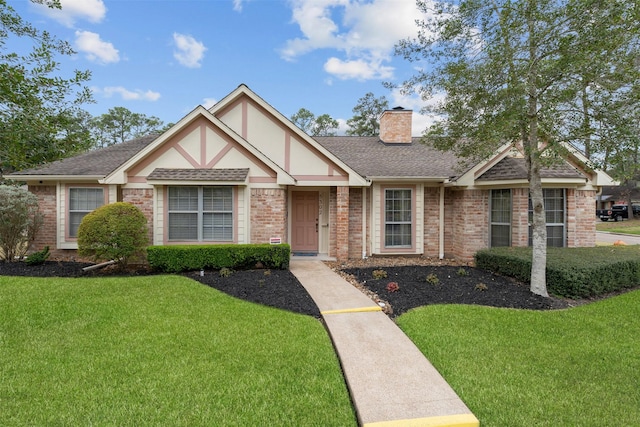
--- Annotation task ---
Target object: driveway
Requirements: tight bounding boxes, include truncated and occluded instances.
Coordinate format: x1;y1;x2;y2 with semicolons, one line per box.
596;231;640;245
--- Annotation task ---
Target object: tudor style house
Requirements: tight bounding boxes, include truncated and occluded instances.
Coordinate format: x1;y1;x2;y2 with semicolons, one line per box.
8;84;614;261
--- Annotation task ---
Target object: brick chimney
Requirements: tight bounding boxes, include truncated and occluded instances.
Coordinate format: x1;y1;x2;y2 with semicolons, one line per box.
380;107;412;144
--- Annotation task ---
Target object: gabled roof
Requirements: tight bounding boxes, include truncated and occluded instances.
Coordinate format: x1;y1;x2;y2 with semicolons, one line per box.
477;157;585;181
314;136;465;180
212;84;369;186
8;134;158;179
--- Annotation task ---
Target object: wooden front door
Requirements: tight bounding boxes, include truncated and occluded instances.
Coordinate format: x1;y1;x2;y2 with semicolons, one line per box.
291;191;319;253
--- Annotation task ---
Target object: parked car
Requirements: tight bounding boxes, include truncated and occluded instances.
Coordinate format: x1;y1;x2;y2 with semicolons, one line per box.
597;204;640;221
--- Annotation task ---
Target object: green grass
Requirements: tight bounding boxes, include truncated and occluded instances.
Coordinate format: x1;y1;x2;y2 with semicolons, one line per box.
397;291;640;426
596;217;640;234
0;275;355;426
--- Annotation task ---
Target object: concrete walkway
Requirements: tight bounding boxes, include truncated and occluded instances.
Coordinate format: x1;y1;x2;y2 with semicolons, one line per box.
289;260;479;427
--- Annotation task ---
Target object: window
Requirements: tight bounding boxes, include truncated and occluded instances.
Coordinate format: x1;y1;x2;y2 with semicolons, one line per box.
68;188;104;238
529;188;565;247
384;189;412;248
490;189;511;247
168;186;233;241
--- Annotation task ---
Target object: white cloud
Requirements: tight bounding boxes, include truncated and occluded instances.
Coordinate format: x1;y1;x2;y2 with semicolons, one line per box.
75;31;119;64
324;57;393;81
173;33;207;68
96;86;161;102
33;0;107;27
281;0;432;81
202;98;218;109
232;0;244;12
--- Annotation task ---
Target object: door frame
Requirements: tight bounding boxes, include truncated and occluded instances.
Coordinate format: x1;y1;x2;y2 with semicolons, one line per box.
288;188;329;255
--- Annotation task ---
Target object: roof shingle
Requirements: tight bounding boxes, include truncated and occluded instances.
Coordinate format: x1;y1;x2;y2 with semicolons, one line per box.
477;157;585;181
146;168;249;181
314;136;466;179
10;134;158;177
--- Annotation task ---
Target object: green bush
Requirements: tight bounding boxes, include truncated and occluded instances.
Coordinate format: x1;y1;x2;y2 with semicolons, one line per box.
475;246;640;298
0;185;43;262
77;202;148;268
147;244;290;273
25;246;50;266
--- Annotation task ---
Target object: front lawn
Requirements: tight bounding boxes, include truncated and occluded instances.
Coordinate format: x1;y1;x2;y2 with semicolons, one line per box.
397;290;640;426
0;275;355;426
596;217;640;234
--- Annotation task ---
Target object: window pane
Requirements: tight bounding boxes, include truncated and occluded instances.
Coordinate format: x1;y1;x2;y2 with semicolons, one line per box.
203;187;233;212
168;213;198;240
69;188;103;211
68;212;85;237
491;225;511;247
169;187;198;211
203;213;233;241
384;189;412;248
490;189;511;247
68;188;104;238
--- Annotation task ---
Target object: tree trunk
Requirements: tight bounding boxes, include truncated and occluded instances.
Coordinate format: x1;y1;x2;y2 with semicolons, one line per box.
526;0;548;297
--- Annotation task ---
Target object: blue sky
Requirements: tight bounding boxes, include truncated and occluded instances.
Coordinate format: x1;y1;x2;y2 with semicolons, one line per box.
10;0;437;135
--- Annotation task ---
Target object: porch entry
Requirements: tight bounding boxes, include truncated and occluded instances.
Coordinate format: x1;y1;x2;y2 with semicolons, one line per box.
291;191;319;254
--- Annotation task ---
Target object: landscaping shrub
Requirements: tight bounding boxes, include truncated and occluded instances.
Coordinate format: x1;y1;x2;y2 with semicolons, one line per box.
0;185;43;262
147;243;291;273
475;246;640;298
77;202;148;268
25;246;50;266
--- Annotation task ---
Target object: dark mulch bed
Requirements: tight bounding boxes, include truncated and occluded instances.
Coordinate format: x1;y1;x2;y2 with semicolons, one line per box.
343;265;570;316
0;261;321;318
1;260;570;319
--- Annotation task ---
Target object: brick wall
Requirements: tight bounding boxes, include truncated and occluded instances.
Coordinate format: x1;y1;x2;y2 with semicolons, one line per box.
250;188;287;243
28;185;57;252
423;187;441;257
122;188;154;245
448;189;489;260
511;188;530;247
568;189;596;247
348;188;363;259
336;186;349;261
380;109;412;144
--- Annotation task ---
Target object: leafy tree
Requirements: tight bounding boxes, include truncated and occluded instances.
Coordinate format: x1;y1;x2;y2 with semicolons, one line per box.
0;0;93;177
393;0;639;296
291;108;338;136
91;106;164;148
77;202;148;269
0;185;43;261
346;92;389;136
313;114;339;137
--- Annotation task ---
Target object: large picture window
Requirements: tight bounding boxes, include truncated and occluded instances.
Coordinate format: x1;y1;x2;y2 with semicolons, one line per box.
68;188;104;238
490;189;511;247
384;188;412;248
168;186;233;241
529;188;565;247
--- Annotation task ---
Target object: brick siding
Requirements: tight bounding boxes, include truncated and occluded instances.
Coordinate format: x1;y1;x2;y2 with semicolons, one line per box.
250;188;287;243
567;189;596;247
348;188;363;259
122;188;154;245
28;185;57;252
336;186;349;261
423;187;441;257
